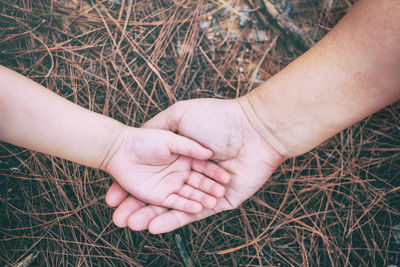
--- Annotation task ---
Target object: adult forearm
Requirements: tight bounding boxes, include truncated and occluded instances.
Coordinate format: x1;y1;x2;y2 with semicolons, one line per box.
239;0;400;157
0;66;125;169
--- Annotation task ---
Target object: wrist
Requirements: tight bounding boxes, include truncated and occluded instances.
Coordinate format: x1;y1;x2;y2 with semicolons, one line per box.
99;122;131;172
236;93;293;159
237;81;326;158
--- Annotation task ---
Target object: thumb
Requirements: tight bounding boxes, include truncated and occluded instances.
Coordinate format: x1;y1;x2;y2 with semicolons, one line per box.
166;131;213;160
142;102;182;131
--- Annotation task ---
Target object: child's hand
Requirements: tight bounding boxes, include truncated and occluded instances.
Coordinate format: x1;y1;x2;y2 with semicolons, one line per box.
102;127;231;213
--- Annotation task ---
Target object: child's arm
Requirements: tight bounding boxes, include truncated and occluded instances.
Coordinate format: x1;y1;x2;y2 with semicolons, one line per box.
0;66;230;213
0;65;124;169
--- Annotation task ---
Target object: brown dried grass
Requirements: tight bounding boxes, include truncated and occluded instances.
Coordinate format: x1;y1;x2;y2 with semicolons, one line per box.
0;0;399;266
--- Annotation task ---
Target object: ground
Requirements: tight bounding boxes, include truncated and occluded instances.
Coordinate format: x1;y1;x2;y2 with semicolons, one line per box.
0;0;399;266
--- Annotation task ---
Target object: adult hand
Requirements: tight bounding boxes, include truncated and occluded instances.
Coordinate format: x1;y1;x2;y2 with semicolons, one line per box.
105;98;287;233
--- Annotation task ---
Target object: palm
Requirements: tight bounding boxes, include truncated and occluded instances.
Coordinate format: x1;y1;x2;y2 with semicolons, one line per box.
105;128;230;214
172;99;282;209
106;99;284;233
108;146;192;205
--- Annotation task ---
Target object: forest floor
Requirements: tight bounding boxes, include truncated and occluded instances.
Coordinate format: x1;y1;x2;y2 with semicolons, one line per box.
0;0;399;266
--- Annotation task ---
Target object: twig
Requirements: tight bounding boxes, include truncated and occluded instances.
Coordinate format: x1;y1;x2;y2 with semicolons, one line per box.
247;35;277;92
175;234;193;267
262;0;314;48
15;252;39;267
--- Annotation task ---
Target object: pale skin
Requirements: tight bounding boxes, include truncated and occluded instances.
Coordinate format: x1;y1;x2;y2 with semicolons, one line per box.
105;0;400;233
0;66;231;215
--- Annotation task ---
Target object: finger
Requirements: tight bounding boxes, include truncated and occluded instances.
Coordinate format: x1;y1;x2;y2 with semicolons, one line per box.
148;196;236;234
162;193;203;213
142;103;181;131
178;184;217;209
166;131;213;160
148;209;215;234
192;159;231;184
112;196;146;228
186;171;226;198
106;182;129;207
127;205;166;231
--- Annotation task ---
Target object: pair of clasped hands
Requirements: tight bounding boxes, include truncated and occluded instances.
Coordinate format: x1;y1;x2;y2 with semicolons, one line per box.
0;64;284;235
103;98;283;234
